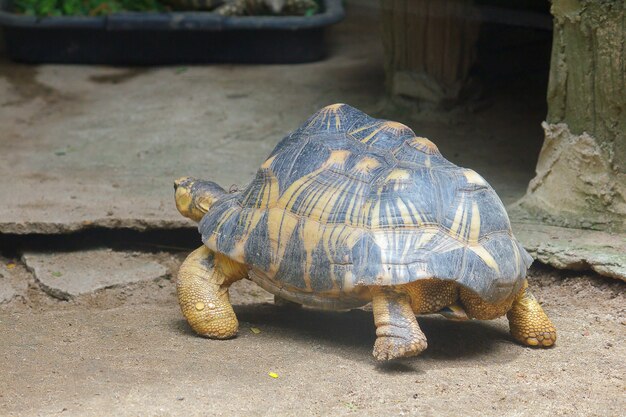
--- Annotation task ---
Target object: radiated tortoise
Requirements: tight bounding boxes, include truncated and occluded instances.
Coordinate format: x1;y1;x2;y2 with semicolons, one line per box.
174;103;557;360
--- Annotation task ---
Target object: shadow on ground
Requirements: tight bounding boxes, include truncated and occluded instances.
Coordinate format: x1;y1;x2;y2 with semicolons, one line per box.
173;303;519;369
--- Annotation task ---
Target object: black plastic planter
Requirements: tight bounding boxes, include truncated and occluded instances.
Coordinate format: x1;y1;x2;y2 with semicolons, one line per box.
0;0;344;64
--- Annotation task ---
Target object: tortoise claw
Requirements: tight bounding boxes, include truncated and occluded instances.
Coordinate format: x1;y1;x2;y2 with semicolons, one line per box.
373;334;427;360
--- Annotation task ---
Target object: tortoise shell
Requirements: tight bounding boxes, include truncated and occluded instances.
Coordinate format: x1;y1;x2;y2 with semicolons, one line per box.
199;104;533;303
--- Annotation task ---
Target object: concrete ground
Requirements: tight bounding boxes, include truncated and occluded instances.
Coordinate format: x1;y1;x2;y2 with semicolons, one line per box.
0;6;548;234
1;3;625;417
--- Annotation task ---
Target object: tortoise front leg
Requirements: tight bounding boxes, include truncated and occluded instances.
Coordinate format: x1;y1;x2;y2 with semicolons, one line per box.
507;281;557;347
370;287;428;360
177;246;247;339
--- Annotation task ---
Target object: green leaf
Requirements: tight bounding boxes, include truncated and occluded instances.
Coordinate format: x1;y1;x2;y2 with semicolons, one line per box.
12;0;165;16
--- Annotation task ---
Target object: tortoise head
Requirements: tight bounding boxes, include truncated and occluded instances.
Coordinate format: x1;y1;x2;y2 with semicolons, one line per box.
174;177;226;222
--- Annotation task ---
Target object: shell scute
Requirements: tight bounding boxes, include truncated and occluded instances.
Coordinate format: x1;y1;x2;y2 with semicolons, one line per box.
309;240;335;292
348;120;415;151
393;139;455;170
242;211;271;270
300;103;366;134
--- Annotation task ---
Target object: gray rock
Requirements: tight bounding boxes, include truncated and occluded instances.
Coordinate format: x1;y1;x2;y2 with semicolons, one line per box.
513;222;626;281
0;263;27;304
0;278;18;304
22;249;167;300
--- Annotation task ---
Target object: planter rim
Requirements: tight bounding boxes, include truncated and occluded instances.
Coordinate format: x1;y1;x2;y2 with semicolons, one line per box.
0;0;344;31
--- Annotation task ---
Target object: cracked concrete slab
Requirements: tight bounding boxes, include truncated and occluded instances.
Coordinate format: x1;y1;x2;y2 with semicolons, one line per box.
0;280;16;304
0;263;28;304
22;249;168;300
0;12;384;234
0;268;19;304
512;223;626;281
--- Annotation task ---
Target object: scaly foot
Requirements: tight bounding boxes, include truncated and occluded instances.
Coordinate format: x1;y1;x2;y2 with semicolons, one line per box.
507;284;556;347
371;288;428;360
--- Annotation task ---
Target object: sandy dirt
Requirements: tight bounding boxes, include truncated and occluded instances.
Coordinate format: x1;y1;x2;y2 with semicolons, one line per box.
1;254;624;417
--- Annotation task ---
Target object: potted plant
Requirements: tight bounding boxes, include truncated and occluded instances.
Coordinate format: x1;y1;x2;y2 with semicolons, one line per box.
0;0;344;64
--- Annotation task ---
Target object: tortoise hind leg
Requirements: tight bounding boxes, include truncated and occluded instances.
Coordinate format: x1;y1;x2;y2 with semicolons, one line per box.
177;246;247;339
459;280;557;347
507;281;557;347
371;287;427;360
458;285;515;320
